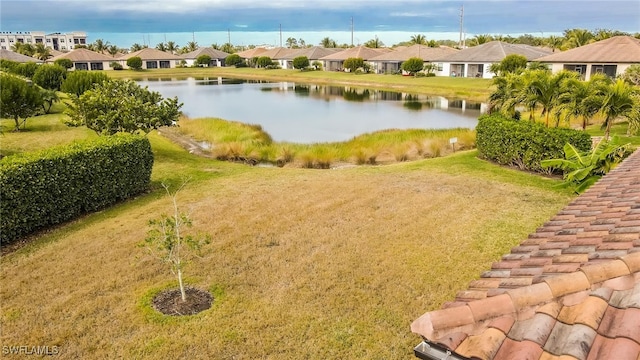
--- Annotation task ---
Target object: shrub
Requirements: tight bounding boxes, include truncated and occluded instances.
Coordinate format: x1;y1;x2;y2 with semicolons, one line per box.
32;64;67;90
196;54;212;67
0;134;154;244
293;56;310;70
225;54;243;67
61;71;109;97
127;56;143;70
110;61;123;70
401;57;425;75
343;57;364;72
0;74;43;131
54;58;73;70
256;56;273;68
476;114;592;173
13;62;40;78
0;59;19;73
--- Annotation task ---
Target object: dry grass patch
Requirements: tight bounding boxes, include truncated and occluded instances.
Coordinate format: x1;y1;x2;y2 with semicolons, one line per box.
1;150;573;359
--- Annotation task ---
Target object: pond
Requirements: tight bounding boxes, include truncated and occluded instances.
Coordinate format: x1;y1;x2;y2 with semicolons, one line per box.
137;77;487;143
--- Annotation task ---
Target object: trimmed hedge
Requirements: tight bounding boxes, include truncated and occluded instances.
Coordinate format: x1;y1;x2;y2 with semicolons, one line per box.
476;114;592;173
0;134;153;244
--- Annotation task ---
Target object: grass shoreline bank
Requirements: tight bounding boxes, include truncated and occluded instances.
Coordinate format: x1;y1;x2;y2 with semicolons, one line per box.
105;67;494;102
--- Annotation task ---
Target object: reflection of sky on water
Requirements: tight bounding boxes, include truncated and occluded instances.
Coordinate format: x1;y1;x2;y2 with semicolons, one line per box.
138;78;485;144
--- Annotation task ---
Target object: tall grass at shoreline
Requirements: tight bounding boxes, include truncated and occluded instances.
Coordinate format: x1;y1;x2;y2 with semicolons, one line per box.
175;117;477;168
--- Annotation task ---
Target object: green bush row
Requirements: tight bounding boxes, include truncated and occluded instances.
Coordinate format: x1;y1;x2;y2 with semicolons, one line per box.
476;114;592;173
0;134;154;244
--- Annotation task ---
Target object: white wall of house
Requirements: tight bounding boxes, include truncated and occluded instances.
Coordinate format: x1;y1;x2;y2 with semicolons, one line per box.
546;62;629;80
72;61;112;71
183;58;224;67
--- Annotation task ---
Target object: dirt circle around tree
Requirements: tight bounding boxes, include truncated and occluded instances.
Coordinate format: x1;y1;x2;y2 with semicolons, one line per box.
152;287;213;316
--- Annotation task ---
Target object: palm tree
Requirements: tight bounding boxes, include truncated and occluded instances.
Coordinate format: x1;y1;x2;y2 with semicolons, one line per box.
156;42;167;52
564;28;594;48
410;34;426;45
11;42;23;53
107;45;119;57
546;35;563;52
130;43;143;52
184;41;198;53
488;73;523;117
298;38;306;47
527;70;577;127
557;74;608;130
34;43;52;60
166;41;180;54
364;36;384;48
598;79;639;139
220;43;235;54
320;37;337;48
285;37;298;48
471;34;492;46
93;39;109;53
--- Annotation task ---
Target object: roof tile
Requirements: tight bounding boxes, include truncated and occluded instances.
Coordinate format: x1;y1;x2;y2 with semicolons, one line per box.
455;328;506;360
543;323;597;360
508;313;556;345
544;272;591;298
494;338;543;360
467;294;516;322
580;260;631;284
598;306;640;343
586;335;640;360
556;296;608;329
507;282;554;309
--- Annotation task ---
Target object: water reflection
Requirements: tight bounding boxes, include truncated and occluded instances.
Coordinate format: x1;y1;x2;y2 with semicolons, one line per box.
137;77;487;143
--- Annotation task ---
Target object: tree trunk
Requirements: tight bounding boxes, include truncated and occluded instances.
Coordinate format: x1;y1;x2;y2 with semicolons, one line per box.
178;268;187;302
13;116;20;132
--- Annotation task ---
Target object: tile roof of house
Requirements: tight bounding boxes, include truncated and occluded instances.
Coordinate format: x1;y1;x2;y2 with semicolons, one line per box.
369;45;459;62
235;47;269;59
279;46;341;60
47;48;115;62
118;48;182;61
0;49;44;63
255;47;300;59
319;46;390;61
181;47;230;60
432;41;552;63
537;36;640;64
411;149;640;360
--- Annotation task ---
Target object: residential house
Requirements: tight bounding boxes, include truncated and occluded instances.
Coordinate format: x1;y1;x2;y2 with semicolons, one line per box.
368;45;459;74
278;46;341;69
235;47;269;60
319;46;389;71
252;47;299;68
47;48;115;70
411;150;640;359
432;41;552;78
0;49;43;63
181;47;230;67
118;48;183;69
537;36;640;80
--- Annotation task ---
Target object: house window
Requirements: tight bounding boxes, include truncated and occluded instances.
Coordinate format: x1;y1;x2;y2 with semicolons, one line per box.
159;61;170;68
80;39;86;44
146;61;158;69
0;39;4;42
46;39;51;43
90;62;104;70
437;63;443;71
74;39;79;44
61;46;66;50
75;62;89;70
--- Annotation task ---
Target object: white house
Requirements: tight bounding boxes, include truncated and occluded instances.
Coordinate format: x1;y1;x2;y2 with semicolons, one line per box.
181;47;230;67
47;48;116;70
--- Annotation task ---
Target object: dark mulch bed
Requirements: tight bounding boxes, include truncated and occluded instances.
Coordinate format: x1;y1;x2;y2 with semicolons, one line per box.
152;287;213;316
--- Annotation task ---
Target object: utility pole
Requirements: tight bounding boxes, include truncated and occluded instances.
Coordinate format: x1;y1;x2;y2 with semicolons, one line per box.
459;5;464;48
228;29;231;44
351;17;354;46
280;24;282;47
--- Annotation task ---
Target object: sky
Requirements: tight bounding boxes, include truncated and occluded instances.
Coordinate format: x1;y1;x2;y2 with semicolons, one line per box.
1;0;639;47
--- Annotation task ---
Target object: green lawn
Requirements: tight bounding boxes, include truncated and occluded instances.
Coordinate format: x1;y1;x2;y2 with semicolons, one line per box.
0;112;575;359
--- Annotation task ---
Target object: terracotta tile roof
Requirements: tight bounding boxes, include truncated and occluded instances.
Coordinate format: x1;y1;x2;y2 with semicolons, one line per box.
48;48;115;62
180;47;230;60
411;149;640;360
118;48;182;61
255;47;300;59
369;45;459;62
537;36;640;64
432;41;552;63
0;49;43;63
319;46;389;60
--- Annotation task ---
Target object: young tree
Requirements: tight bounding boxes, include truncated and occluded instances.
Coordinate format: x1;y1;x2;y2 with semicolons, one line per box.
401;57;425;76
0;74;43;131
141;181;211;302
166;41;180;54
34;43;52;61
156;42;168;52
621;64;640;86
320;37;337;48
292;56;310;70
195;54;212;67
107;45;120;57
61;71;110;97
32;64;67;90
489;54;528;76
65;79;183;135
127;56;143;70
39;89;60;114
598;79;639;139
285;37;298;48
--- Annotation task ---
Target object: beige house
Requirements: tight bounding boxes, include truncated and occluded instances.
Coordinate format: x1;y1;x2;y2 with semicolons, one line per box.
319;46;389;71
431;41;552;78
235;47;268;59
47;48;115;70
279;46;341;69
536;36;640;80
181;47;230;67
368;45;459;74
118;48;182;69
